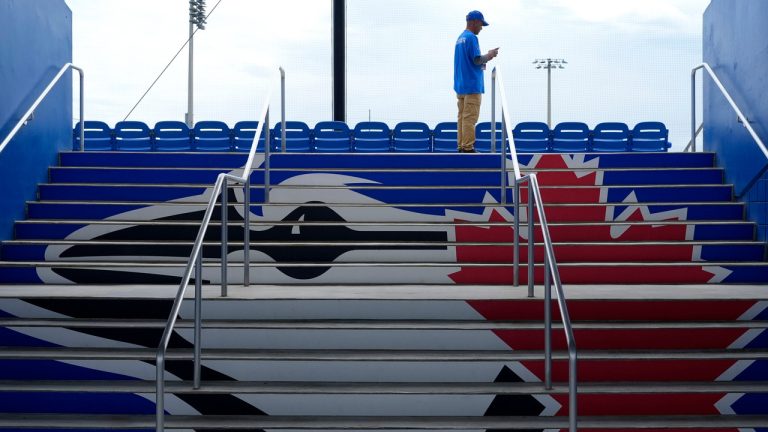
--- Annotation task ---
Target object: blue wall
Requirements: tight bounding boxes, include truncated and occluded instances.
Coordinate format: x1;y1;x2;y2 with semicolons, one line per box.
0;0;73;242
703;0;768;240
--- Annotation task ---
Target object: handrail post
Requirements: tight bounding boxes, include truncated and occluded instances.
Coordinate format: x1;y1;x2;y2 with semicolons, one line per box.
78;68;85;152
280;67;286;153
491;67;497;153
569;349;578;432
221;182;228;296
527;187;534;297
501;110;508;204
155;353;165;432
264;108;271;203
544;251;552;390
244;178;250;288
691;68;697;153
513;179;520;287
193;253;202;389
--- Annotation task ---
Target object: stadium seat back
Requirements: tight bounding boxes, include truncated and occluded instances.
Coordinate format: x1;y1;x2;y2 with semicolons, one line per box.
592;122;630;152
393;122;431;152
313;121;351;152
194;121;232;152
273;121;312;152
154;121;191;151
433;122;458;153
353;122;391;152
114;121;152;151
233;121;267;152
552;122;590;152
74;120;113;151
474;122;506;153
631;121;671;152
512;122;551;152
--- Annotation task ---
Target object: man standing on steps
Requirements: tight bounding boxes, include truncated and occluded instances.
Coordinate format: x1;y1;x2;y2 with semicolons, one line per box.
455;10;499;153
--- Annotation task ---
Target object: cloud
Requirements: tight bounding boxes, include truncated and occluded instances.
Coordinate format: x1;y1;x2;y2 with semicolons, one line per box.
551;0;705;35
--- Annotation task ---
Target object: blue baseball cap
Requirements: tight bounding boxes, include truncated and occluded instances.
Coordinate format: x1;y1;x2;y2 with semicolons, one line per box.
466;10;489;26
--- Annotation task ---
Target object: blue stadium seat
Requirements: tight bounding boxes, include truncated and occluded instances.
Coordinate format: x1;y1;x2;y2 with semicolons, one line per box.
552;122;590;152
193;121;232;152
432;122;458;153
631;122;671;152
153;121;191;151
474;122;505;153
233;121;267;152
393;122;431;152
273;121;312;152
74;121;113;151
591;122;630;152
114;121;152;151
512;122;550;152
353;122;391;152
313;121;351;152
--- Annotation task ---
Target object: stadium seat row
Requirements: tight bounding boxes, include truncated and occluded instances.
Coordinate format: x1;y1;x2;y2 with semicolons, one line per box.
74;120;670;153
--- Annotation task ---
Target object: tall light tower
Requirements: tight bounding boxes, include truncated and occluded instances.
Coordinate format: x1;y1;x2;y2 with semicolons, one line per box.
187;0;207;127
533;58;567;129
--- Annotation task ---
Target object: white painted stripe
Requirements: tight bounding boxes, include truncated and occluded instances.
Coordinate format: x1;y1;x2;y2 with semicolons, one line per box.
174;328;513;351
233;394;495;416
714;392;742;414
728;329;765;350
0;299;71;319
739;301;768;321
716;360;753;382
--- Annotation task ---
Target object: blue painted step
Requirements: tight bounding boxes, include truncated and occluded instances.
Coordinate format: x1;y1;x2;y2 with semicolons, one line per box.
37;184;733;204
48;167;725;186
59;152;717;169
2;242;764;262
2;262;768;284
13;221;757;242
25;202;746;222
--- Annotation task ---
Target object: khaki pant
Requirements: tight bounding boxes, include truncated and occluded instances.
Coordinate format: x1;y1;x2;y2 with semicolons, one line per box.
457;93;482;151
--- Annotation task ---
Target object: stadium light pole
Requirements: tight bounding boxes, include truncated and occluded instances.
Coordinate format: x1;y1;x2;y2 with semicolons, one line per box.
187;0;207;127
533;59;567;129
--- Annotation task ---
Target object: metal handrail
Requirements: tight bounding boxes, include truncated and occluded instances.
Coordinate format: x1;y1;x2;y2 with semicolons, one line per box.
492;66;578;432
155;65;285;430
691;63;767;159
684;123;703;152
280;67;287;152
0;63;84;154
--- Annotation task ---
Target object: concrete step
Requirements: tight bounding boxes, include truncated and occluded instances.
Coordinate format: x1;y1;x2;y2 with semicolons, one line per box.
2;260;768;284
15;219;757;242
1;347;766;361
1;379;765;395
36;183;734;204
1;413;766;429
3;239;764;263
25;201;746;223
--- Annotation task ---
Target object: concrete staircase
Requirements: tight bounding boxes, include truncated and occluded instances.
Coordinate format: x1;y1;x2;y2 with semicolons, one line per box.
0;150;767;429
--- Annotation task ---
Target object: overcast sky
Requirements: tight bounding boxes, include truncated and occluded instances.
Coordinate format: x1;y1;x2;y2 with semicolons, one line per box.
65;0;710;149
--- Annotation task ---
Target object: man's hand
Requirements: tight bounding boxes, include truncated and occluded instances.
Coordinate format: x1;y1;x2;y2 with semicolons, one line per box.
487;47;500;60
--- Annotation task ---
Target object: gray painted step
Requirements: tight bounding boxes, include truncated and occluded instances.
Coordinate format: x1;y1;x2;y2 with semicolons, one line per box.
1;347;767;361
2;318;766;330
0;380;766;395
17;219;754;227
2;260;767;268
1;413;767;429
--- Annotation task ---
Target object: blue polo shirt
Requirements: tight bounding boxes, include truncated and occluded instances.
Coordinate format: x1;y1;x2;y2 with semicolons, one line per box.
454;29;484;95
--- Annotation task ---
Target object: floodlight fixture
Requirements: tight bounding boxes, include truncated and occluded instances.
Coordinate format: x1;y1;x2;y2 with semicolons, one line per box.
189;0;207;30
533;58;568;128
186;0;208;127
